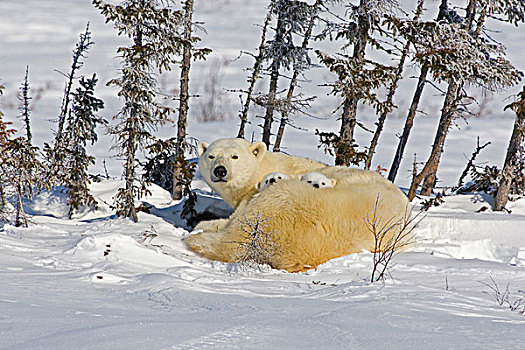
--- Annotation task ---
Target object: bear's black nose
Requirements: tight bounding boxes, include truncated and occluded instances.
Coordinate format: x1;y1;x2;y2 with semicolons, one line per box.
269;178;276;184
313;184;320;188
213;165;227;179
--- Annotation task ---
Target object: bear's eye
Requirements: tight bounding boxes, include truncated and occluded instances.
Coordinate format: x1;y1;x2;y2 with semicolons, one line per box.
322;182;326;186
232;155;238;159
208;155;215;159
308;181;312;184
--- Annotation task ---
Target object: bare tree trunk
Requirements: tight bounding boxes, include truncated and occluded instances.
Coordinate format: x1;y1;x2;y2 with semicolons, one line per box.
407;0;480;199
494;86;525;211
336;0;369;166
365;0;425;171
408;79;461;200
337;93;359;166
388;64;429;182
237;0;275;139
261;61;280;148
261;8;287;149
124;107;139;222
54;24;92;156
173;0;194;200
273;0;321;152
388;0;454;183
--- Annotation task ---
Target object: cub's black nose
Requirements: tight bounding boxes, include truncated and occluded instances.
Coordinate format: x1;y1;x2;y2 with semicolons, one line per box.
313;184;320;188
213;165;227;178
269;178;276;184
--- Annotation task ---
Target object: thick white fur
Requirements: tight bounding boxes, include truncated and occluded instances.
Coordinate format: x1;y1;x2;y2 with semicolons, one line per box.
187;138;410;272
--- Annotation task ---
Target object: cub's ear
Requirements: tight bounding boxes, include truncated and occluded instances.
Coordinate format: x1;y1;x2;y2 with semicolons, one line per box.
249;142;267;160
331;179;337;186
197;141;209;156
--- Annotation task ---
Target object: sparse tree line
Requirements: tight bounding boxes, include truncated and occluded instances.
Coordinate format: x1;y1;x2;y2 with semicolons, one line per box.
1;0;524;228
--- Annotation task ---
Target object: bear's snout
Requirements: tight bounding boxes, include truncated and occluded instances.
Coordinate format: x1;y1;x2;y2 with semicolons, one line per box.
213;165;228;180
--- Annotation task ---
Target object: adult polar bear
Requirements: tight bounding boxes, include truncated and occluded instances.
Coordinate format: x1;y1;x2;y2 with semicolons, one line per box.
185;138;410;272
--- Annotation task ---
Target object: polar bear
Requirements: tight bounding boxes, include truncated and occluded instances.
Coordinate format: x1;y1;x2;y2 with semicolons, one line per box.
185;138;410;272
300;171;336;189
256;172;290;192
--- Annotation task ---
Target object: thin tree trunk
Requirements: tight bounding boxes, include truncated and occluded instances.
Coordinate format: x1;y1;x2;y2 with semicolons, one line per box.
261;62;280;148
261;10;286;148
408;79;461;200
173;0;194;200
21;66;32;144
335;0;369;166
388;64;430;182
365;0;425;171
407;0;481;198
237;0;275;139
494;87;525;211
273;0;321;152
124;113;138;222
55;24;91;155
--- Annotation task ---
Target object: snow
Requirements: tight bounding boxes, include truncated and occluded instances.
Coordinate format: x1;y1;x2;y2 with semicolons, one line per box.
1;0;525;349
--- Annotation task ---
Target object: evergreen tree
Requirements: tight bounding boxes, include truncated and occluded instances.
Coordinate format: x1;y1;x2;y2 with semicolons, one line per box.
18;66;32;144
494;85;525;211
387;0;460;182
94;0;185;221
273;0;322;152
364;0;425;170
173;0;211;201
0;137;47;227
46;24;94;176
316;0;399;166
0;85;15;218
237;0;276;139
258;0;318;149
405;0;523;200
62;74;106;218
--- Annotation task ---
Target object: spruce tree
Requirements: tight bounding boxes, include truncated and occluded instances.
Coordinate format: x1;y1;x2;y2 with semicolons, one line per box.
387;0;459;182
258;0;318;149
46;24;94;176
237;0;276;139
316;0;398;166
494;86;525;211
173;0;211;201
94;0;185;221
405;0;523;200
364;0;425;170
1;137;47;227
0;85;15;217
62;74;106;218
18;66;32;144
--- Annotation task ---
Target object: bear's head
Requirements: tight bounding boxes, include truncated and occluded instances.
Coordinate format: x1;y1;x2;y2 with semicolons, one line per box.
197;138;267;207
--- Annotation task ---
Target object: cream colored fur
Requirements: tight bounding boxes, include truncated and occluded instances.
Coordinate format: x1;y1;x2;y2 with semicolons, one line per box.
186;138;410;272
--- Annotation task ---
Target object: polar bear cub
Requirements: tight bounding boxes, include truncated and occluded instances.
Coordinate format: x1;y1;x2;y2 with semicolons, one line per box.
257;171;336;192
300;171;336;189
256;172;290;192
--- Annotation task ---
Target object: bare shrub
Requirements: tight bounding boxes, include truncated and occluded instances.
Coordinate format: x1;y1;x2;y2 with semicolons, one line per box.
235;211;279;269
480;276;525;316
365;195;422;282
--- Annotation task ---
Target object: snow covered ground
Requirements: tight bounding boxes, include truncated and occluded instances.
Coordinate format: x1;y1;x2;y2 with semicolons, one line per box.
1;1;525;349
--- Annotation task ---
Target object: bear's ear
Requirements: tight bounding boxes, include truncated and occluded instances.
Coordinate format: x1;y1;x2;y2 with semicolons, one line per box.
197;141;209;157
331;179;337;186
250;142;267;160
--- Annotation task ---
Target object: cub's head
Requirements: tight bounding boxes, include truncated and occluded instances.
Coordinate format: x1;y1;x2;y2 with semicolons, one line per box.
197;138;267;196
256;172;290;192
300;171;336;189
